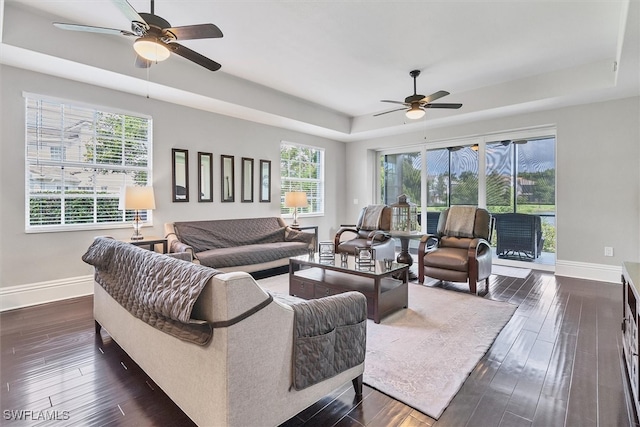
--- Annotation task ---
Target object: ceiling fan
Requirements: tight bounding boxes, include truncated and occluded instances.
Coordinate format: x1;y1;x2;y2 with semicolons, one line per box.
53;0;223;71
375;70;462;119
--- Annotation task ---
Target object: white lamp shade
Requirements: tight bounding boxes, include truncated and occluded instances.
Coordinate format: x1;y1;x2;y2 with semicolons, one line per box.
133;37;171;62
119;186;156;210
406;105;425;120
284;191;308;208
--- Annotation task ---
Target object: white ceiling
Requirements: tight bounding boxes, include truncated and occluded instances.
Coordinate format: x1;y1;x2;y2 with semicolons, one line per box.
2;0;639;141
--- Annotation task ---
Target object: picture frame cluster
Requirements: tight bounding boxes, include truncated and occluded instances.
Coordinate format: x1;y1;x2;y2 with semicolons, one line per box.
171;149;271;203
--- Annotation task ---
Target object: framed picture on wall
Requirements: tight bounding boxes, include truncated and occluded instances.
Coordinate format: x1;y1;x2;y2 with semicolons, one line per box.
259;159;271;203
221;154;234;202
172;148;189;202
198;152;213;202
241;157;254;203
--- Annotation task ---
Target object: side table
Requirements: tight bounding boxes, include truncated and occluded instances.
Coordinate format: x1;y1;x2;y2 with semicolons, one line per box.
388;231;424;280
122;236;168;254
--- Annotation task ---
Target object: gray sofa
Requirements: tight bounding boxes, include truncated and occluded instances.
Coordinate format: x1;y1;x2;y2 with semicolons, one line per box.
165;217;314;273
84;238;366;427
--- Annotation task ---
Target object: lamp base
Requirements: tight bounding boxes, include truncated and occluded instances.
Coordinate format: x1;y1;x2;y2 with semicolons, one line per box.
131;212;144;240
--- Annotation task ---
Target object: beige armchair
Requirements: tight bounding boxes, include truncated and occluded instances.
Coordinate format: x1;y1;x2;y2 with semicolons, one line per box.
334;205;396;260
417;206;492;294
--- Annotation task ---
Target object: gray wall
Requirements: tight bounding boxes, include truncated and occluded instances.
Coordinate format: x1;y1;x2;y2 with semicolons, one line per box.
344;96;640;269
0;65;346;288
2;63;638;291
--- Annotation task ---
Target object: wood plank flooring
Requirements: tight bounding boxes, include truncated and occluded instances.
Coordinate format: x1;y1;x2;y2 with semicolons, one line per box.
1;271;638;426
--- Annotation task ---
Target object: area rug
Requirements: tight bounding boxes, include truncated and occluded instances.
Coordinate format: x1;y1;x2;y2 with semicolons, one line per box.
257;275;517;420
363;284;516;419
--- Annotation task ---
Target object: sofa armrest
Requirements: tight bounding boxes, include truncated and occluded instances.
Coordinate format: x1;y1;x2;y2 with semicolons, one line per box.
165;222;199;263
286;291;367;390
285;227;314;248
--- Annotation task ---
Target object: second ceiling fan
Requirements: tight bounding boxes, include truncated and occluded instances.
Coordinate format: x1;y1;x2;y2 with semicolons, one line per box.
375;70;462;119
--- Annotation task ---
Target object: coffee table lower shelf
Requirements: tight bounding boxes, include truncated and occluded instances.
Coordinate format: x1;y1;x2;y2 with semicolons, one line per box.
289;267;408;323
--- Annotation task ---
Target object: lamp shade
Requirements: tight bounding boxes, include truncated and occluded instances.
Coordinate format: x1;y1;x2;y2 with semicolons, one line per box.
406;104;425;120
133;37;171;62
284;191;308;208
119;186;156;210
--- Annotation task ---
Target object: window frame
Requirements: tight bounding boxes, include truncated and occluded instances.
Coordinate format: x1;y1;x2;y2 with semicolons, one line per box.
280;141;325;217
24;93;153;233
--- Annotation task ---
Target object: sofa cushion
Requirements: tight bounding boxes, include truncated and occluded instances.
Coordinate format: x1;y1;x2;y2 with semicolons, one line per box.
197;241;309;269
174;218;287;252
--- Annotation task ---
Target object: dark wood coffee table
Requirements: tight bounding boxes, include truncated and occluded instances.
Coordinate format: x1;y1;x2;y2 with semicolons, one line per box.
289;254;409;323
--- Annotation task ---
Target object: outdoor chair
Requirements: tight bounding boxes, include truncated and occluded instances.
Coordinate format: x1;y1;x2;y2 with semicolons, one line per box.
418;211;441;235
494;213;544;260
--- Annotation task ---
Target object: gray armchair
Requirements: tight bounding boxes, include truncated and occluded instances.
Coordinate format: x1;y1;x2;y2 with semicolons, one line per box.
334;205;396;260
417;206;492;295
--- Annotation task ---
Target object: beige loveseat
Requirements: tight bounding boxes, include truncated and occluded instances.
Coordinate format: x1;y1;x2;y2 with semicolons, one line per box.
165;217;314;273
84;238;365;427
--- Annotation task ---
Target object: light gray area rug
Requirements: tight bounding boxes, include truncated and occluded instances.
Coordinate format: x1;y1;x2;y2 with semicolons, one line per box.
257;274;517;420
363;285;516;419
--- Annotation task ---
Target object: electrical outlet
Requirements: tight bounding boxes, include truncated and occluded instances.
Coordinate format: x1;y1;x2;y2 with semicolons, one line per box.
604;246;614;257
353;198;359;205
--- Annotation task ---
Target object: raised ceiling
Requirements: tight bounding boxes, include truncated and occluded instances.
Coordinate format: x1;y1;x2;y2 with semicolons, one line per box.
2;0;639;141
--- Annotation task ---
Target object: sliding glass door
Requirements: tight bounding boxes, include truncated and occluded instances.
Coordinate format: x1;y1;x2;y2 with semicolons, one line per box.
486;138;556;255
379;133;556;264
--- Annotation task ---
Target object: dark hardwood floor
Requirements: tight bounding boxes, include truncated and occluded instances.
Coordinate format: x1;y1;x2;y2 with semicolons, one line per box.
1;271;638;426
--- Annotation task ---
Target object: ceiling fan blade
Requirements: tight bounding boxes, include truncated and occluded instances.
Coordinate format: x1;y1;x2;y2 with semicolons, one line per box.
380;100;408;106
112;0;148;28
373;107;407;117
134;55;152;68
420;90;450;103
53;22;135;36
425;103;462;109
166;23;223;40
167;43;221;71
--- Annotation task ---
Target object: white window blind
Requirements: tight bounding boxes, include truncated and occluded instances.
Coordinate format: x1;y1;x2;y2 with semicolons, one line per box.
280;141;324;216
25;94;152;232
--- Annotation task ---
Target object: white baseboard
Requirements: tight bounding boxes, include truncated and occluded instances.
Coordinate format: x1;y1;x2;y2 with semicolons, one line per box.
0;275;94;312
555;260;622;284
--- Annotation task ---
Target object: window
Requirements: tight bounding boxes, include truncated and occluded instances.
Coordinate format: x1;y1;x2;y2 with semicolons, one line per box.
486;138;556;215
280;142;324;216
381;152;421;206
25;94;152;232
426;145;479;209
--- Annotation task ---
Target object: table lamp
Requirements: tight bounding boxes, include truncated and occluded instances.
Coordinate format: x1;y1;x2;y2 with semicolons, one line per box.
119;186;156;240
284;191;308;226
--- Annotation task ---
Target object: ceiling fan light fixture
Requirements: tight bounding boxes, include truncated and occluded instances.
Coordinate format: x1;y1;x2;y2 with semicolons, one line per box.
406;104;425;120
134;36;170;61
